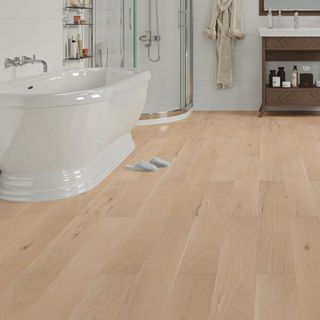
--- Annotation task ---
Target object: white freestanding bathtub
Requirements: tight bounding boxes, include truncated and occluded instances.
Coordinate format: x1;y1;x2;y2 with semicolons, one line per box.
0;68;151;202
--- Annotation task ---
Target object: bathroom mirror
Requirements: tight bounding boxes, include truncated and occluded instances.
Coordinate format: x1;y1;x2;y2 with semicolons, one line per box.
259;0;320;15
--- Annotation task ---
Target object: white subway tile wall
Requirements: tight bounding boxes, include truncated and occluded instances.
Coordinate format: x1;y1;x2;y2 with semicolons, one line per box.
0;0;63;82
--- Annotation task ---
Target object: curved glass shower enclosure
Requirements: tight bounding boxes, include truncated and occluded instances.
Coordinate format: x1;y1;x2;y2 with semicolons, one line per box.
96;0;193;120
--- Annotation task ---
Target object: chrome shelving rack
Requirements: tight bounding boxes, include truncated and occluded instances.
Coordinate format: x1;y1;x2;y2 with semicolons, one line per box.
63;1;95;67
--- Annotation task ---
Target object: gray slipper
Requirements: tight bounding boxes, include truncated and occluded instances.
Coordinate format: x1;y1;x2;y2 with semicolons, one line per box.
126;160;158;172
150;157;171;168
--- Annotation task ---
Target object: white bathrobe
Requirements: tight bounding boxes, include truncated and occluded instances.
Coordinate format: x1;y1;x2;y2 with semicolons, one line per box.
204;0;244;89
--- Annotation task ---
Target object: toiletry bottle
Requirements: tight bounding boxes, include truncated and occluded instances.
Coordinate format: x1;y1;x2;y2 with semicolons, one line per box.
277;67;286;86
71;36;77;59
269;70;277;88
268;8;273;29
292;65;298;88
278;10;282;28
68;37;72;58
77;34;83;58
294;12;299;29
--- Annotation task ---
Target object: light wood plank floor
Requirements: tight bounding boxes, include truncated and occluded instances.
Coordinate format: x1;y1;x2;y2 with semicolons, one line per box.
1;112;320;320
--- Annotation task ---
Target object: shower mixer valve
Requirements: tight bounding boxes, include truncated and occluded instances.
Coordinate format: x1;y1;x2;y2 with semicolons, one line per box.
139;32;161;48
139;0;161;62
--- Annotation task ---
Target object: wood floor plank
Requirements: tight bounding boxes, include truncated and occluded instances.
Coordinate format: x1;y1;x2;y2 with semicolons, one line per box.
256;182;295;274
179;182;233;275
114;217;194;320
138;137;207;217
0;178;119;287
0;274;56;320
208;114;261;157
66;275;135;320
209;154;261;217
100;216;169;275
300;144;320;182
260;118;283;181
0;212;75;292
282;156;318;217
170;151;217;217
161;274;216;320
255;274;300;320
290;217;320;320
289;121;320;181
20;218;134;320
229;156;260;217
0;202;61;251
22;193;122;275
208;217;259;320
0;201;31;229
310;180;320;212
279;124;302;157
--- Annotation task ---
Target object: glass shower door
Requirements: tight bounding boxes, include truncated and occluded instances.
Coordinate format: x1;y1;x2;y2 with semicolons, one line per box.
98;0;193;117
94;0;136;68
136;0;182;115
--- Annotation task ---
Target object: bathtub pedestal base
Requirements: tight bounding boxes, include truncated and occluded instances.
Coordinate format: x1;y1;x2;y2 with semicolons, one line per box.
0;134;135;202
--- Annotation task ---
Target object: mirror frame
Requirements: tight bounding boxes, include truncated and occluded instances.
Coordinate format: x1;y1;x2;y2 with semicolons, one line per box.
259;0;320;15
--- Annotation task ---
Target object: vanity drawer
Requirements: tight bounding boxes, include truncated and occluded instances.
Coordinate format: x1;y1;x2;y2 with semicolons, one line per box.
265;87;320;106
265;37;320;50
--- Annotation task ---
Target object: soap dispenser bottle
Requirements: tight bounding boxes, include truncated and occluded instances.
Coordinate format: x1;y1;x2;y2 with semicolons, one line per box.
268;8;273;29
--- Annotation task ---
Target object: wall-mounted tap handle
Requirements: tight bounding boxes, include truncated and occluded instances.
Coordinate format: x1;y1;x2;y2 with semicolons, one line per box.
4;58;12;68
4;57;20;68
4;55;47;72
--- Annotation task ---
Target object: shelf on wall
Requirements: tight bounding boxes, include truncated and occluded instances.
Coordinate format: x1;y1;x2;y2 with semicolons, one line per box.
64;56;93;62
65;6;93;10
64;23;93;27
265;85;320;90
63;1;95;67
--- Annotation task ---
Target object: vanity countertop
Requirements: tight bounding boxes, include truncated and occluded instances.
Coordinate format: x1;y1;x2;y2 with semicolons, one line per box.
259;28;320;37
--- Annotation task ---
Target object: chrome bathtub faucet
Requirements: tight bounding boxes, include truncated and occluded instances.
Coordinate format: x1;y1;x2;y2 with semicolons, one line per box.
4;55;48;72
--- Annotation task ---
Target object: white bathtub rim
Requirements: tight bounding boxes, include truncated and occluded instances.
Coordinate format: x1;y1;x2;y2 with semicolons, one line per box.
0;68;152;109
0;67;150;91
0;133;135;202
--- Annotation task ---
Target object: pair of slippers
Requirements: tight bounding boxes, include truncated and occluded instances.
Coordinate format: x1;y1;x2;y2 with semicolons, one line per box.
126;157;170;172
